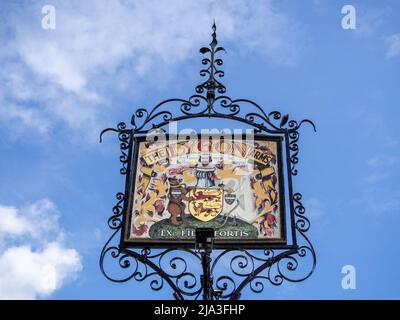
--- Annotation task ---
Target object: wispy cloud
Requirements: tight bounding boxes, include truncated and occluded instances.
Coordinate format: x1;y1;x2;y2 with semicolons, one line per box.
385;33;400;59
304;198;326;222
361;152;400;216
0;0;305;141
367;155;399;167
352;7;388;39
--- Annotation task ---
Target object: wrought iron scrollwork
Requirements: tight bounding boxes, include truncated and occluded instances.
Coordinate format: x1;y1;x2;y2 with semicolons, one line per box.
208;192;316;300
99;23;316;300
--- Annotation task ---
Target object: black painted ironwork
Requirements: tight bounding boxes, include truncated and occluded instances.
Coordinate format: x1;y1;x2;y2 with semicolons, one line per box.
99;23;316;300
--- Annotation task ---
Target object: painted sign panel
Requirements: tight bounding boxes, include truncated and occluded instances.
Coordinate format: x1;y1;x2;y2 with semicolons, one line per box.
124;135;286;247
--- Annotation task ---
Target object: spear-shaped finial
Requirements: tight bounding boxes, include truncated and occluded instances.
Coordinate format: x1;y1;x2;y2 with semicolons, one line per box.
210;20;217;49
196;21;226;108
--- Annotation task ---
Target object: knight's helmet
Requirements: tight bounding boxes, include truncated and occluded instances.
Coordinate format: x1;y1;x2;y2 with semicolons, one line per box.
195;154;216;188
194;167;216;188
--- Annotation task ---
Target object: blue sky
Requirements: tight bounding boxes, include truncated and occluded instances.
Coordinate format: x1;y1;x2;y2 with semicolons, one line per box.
0;0;399;299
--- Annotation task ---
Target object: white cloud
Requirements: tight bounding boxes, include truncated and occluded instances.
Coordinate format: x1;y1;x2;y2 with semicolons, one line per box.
0;206;31;238
0;200;82;299
0;199;61;242
0;0;305;139
0;243;81;299
385;33;400;59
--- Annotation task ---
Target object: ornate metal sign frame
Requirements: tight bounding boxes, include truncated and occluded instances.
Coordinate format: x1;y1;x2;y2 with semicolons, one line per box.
100;23;316;300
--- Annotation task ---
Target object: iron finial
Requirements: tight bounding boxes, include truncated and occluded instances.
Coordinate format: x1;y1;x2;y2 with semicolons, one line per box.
210;20;217;49
196;21;226;108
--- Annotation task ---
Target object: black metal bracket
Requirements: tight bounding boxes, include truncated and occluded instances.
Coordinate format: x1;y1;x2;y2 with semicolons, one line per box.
99;23;316;300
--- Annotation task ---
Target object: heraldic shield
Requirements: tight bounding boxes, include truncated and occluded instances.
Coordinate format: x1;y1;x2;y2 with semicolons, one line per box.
188;188;224;222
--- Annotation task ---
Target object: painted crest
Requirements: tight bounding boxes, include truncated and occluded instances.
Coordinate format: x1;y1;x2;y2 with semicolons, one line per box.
128;137;284;242
188;188;224;222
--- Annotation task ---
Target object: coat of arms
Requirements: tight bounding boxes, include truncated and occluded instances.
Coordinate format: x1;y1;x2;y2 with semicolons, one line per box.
128;137;284;244
188;167;224;222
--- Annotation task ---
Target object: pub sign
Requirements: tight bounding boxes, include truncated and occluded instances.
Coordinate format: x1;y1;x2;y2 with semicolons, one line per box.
122;134;286;248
